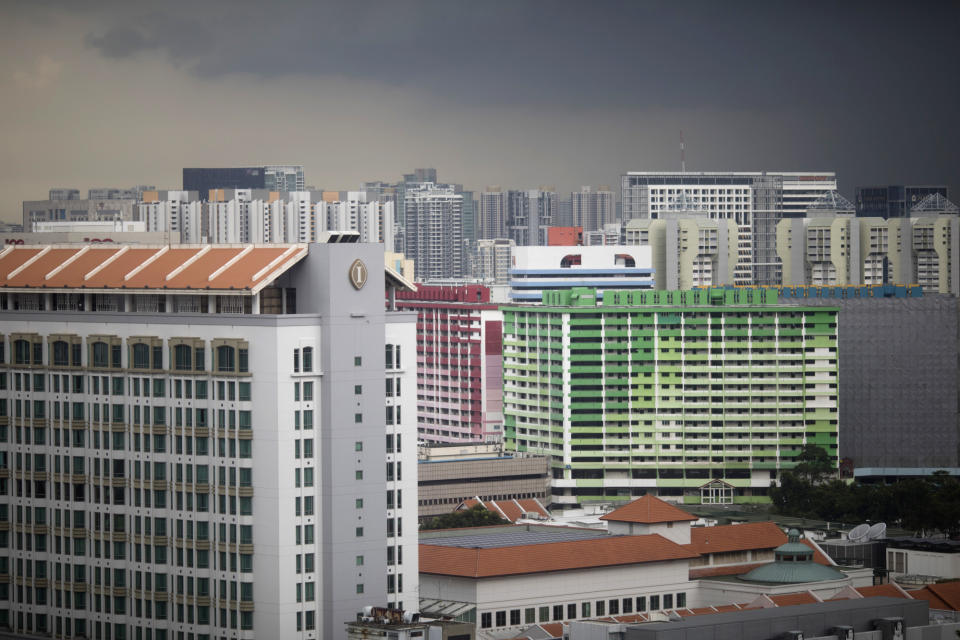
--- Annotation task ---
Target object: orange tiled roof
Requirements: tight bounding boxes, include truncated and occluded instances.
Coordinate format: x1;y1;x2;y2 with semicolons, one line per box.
684;521;832;566
419;533;699;578
686;521;785;555
0;244;306;293
689;561;769;579
855;584;911;599
599;495;698;524
456;497;550;523
769;592;820;606
909;581;960;611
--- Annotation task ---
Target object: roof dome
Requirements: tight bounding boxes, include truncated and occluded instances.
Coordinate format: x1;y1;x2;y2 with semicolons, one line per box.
741;529;847;584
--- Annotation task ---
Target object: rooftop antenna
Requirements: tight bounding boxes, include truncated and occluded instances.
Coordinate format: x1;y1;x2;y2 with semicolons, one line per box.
680;130;686;174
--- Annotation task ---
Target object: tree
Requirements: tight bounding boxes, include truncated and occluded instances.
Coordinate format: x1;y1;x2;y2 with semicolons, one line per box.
792;444;835;484
420;504;509;530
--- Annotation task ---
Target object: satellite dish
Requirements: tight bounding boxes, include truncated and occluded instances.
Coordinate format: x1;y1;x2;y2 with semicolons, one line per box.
867;523;887;541
848;524;870;542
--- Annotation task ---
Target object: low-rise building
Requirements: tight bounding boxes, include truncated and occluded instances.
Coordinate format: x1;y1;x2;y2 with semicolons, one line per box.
418;444;550;520
508;245;653;302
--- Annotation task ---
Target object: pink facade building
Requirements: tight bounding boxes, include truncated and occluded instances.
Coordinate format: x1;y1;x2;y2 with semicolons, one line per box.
395;285;504;443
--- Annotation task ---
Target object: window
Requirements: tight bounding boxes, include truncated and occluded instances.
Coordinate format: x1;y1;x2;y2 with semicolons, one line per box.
608;599;619;615
293;349;300;373
663;594;673;610
595;601;605;616
650;595;660;611
132;344;150;369
481;613;492;629
510;609;521;626
676;592;686;608
581;602;591;618
302;347;312;372
525;608;536;624
538;606;549;623
216;346;235;372
354;356;362;366
567;603;577;619
52;341;69;367
303;382;313;401
354;413;362;424
354;384;362;395
495;611;506;627
354;441;363;452
92;342;109;368
173;345;192;371
636;596;646;612
355;527;363;537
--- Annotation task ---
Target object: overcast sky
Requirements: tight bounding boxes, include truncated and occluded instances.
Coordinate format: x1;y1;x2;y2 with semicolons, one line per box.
2;0;958;222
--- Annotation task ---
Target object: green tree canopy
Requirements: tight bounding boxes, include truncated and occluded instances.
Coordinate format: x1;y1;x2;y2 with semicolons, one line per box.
420;504;509;531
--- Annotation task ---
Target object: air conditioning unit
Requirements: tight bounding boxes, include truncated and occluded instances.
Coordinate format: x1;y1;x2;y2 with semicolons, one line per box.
872;617;905;640
830;626;854;640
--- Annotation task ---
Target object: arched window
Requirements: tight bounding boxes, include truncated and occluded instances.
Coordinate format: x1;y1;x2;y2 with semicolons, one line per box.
52;341;69;367
92;342;109;368
615;253;636;268
560;254;582;268
173;345;192;371
132;344;150;369
217;345;236;372
302;347;313;373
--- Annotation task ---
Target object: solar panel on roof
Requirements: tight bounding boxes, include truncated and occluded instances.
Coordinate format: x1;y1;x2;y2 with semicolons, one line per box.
424;527;611;549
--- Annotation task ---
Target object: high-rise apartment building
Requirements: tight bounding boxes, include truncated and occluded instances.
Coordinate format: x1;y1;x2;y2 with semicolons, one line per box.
502;287;838;508
855;185;949;218
182;166;305;196
140;190;204;243
571;186;615;232
404;183;463;281
0;242;418;640
319;193;395;247
478;188;509;240
508;189;557;247
625;217;738;290
472;238;514;285
777;194;960;294
394;285;504;443
620;172;836;285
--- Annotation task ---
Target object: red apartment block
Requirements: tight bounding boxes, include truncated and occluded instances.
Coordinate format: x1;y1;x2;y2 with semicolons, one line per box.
394;285;504;443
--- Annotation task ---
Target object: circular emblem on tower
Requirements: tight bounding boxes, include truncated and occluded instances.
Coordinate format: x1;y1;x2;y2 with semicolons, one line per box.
349;259;368;290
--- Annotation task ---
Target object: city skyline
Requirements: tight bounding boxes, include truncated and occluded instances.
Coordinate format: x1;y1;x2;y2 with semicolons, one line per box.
2;1;958;224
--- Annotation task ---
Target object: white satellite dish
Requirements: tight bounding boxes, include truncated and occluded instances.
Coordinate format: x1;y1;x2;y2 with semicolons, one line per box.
867;522;887;541
848;524;870;542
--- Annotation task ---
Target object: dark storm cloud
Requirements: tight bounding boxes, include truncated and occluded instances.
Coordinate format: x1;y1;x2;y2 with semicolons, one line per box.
72;0;958;111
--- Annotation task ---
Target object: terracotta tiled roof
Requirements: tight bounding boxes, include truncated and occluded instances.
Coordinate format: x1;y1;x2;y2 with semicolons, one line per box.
683;521;832;566
855;584;912;599
456;497;550;523
0;244;307;293
689;562;768;579
686;521;785;555
419;533;699;578
769;592;820;606
599;495;698;524
909;581;960;611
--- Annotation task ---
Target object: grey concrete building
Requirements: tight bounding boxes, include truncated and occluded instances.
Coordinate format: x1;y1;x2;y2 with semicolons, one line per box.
418;445;550;520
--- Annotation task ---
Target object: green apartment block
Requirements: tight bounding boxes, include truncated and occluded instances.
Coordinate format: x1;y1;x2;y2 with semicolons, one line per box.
502;288;839;508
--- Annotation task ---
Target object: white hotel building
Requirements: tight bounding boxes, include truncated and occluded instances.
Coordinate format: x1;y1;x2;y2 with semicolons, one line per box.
0;241;418;640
